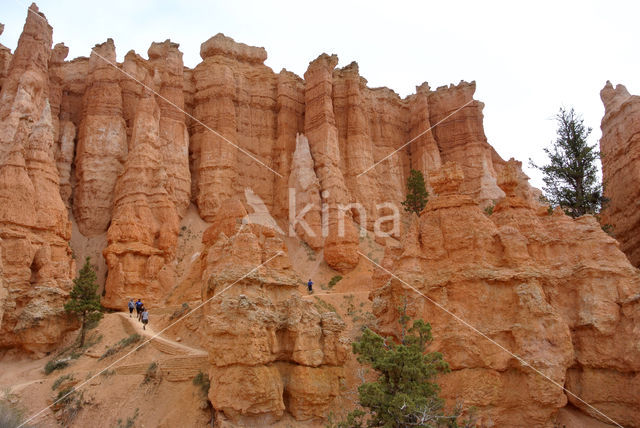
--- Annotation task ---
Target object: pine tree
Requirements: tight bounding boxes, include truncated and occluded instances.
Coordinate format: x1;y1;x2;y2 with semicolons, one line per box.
402;169;429;215
65;257;103;347
530;108;606;218
330;303;470;427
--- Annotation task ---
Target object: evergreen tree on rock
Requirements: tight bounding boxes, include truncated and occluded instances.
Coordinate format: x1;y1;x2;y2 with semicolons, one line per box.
531;108;606;218
65;257;103;347
402;169;429;215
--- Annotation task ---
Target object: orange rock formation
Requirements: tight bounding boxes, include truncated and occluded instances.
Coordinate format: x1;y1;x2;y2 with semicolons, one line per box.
0;4;77;353
1;4;639;426
197;200;347;424
371;161;640;427
600;81;640;268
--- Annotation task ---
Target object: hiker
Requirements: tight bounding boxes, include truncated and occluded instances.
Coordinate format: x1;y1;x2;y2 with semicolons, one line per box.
135;299;143;318
138;305;145;322
128;299;135;317
141;308;149;330
307;278;313;294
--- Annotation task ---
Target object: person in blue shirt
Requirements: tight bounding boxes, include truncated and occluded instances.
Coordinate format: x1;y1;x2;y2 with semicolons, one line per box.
135;299;143;320
307;279;313;294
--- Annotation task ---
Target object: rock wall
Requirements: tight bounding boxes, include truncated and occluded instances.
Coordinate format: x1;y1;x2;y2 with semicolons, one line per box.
0;4;76;353
198;200;347;424
2;4;639;426
370;161;640;427
600;81;640;268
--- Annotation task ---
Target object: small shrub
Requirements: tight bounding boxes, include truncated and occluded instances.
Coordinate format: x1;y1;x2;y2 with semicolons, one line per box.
328;275;343;288
52;374;74;391
484;202;495;216
100;369;116;377
313;297;340;318
169;302;190;321
143;362;159;385
54;387;84;425
192;371;210;397
99;334;142;360
0;401;31;428
44;359;69;375
116;408;139;428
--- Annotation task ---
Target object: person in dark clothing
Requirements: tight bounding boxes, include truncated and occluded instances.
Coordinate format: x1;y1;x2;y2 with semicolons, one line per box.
138;305;145;322
128;299;135;317
141;309;149;330
135;299;143;318
307;279;313;294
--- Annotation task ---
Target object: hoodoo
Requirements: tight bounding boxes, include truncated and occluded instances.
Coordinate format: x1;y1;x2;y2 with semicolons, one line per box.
0;4;638;428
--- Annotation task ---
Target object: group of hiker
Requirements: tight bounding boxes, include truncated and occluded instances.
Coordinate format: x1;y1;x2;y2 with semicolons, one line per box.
128;298;149;330
126;280;314;323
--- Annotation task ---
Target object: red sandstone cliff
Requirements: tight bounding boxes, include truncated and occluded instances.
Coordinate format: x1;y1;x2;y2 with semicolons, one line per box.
0;4;77;354
371;161;640;426
0;4;639;427
600;81;640;268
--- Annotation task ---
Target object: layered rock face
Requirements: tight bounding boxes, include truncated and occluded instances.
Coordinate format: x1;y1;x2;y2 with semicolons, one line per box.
102;41;190;308
600;81;640;268
371;161;640;427
0;4;76;353
2;4;639;426
198;200;347;424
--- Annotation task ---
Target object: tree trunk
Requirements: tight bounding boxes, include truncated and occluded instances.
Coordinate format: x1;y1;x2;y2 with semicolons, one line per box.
79;312;86;347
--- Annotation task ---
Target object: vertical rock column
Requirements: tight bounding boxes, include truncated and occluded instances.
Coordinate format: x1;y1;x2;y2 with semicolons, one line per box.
149;40;191;216
48;42;76;208
407;82;441;193
303;54;359;272
272;70;305;220
191;35;241;220
334;62;378;228
599;81;640;267
73;39;127;236
427;82;504;206
102;41;190;309
0;4;76;353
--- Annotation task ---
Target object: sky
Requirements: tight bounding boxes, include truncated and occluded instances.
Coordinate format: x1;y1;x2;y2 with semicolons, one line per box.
2;0;639;189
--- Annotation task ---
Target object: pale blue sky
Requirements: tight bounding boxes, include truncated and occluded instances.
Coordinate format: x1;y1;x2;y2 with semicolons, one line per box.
2;0;639;188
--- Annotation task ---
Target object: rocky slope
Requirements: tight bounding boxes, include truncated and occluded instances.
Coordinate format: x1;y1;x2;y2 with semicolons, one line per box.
600;81;640;268
0;3;639;427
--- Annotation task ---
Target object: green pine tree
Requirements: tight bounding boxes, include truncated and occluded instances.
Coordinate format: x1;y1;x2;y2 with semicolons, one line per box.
65;257;103;347
530;108;606;218
402;169;429;215
330;303;470;427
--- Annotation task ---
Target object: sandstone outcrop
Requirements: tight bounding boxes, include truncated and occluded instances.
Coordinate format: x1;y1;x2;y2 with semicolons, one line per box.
101;40;190;309
73;39;127;236
198;200;347;424
371;161;640;427
2;5;639;426
0;23;13;95
0;4;76;353
288;133;323;249
600;81;640;268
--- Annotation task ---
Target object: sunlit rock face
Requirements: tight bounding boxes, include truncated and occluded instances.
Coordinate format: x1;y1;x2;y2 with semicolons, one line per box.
197;200;348;424
3;5;639;427
370;161;640;427
600;81;640;268
0;4;76;354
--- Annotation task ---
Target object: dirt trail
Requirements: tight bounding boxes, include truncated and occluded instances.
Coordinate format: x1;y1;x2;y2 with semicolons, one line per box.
116;312;206;356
